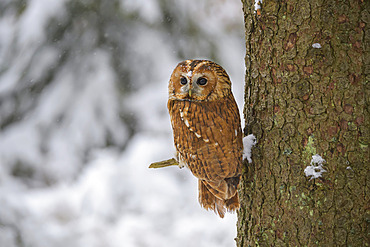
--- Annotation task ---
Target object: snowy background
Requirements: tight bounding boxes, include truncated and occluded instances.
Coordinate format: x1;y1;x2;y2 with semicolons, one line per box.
0;0;245;246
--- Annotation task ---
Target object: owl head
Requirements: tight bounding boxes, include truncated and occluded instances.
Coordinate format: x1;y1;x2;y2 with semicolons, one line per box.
168;60;232;101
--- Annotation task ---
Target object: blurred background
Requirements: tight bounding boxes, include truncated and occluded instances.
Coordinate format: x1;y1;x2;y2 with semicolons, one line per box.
0;0;245;246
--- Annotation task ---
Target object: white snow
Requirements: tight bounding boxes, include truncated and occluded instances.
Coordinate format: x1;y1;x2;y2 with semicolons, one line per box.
120;0;161;24
312;43;322;48
304;154;327;180
243;134;257;163
254;0;262;11
0;0;245;246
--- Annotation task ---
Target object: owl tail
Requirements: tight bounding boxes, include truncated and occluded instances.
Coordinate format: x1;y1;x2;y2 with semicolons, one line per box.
198;178;240;218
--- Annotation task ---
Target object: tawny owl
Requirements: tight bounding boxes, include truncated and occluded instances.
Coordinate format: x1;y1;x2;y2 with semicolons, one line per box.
168;59;243;218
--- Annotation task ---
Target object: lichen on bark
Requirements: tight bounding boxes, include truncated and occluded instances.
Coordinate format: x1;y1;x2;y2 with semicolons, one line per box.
237;0;369;246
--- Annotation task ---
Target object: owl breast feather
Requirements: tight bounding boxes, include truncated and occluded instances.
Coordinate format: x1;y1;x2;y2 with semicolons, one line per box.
168;97;243;181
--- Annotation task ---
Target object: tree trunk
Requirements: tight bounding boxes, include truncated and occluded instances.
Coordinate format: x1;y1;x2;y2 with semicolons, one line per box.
237;0;369;246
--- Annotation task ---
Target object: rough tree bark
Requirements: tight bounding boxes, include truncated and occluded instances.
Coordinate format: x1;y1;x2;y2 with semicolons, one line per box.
237;0;369;246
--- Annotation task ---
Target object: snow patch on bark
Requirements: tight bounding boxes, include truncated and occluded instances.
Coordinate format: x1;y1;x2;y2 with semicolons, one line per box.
254;0;262;11
243;134;257;163
312;43;322;48
304;154;326;180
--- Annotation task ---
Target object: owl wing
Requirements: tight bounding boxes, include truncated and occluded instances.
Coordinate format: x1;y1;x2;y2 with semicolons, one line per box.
168;95;243;182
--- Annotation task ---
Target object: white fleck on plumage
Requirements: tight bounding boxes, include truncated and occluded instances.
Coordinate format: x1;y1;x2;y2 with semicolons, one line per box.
186;70;193;78
203;138;209;143
177;152;187;168
179;108;190;127
235;129;238;136
179;107;203;138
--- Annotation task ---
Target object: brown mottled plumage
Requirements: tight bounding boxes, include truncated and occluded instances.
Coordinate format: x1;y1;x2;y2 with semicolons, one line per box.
168;60;243;218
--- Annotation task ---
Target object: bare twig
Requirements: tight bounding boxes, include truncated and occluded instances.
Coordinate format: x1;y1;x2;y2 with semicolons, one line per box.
149;158;179;169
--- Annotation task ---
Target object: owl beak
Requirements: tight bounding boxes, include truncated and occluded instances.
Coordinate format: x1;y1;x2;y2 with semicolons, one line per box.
188;89;192;97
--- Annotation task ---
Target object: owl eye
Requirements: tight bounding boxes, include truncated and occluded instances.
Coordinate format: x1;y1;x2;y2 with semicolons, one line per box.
180;77;188;85
197;77;208;86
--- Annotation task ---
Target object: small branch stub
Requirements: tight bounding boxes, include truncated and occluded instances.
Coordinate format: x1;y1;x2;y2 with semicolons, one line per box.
149;158;179;169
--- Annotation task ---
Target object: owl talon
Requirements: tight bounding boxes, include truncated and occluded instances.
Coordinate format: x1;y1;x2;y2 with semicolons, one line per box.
149;158;179;169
